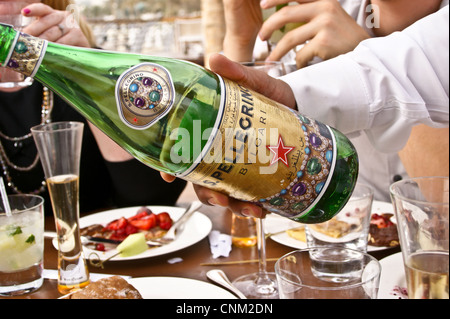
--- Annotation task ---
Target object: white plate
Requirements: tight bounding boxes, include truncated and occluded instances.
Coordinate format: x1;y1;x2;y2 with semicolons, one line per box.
378;252;408;299
127;276;237;299
74;206;211;261
267;200;397;252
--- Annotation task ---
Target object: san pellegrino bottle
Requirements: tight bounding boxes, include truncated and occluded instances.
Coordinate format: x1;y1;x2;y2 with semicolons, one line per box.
0;24;358;223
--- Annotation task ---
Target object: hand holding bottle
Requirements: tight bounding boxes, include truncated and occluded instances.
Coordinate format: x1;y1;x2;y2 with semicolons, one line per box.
22;2;90;48
161;53;297;219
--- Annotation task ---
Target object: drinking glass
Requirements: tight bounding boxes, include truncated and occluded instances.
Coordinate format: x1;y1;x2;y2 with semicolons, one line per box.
305;183;374;252
275;247;381;299
31;121;90;295
231;213;257;248
0;194;44;296
231;61;286;299
390;176;449;299
0;1;35;88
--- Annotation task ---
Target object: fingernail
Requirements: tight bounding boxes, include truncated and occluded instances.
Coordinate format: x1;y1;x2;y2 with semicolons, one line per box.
207;198;218;206
241;208;251;217
22;8;31;15
260;0;268;9
258;32;266;41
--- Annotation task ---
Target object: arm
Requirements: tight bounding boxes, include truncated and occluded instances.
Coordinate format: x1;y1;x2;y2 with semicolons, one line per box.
185;7;449;216
398;125;449;178
282;6;449;152
222;0;263;62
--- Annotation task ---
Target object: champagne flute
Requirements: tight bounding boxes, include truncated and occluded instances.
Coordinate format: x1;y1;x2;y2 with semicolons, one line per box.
31;121;90;295
231;61;286;299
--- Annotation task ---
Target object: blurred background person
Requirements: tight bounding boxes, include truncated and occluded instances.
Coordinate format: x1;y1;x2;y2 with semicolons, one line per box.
0;0;186;215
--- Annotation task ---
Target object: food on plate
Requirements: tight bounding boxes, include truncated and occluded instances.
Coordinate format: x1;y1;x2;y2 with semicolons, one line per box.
117;233;148;257
308;218;353;238
63;276;142;299
286;226;306;242
80;206;173;246
368;213;399;247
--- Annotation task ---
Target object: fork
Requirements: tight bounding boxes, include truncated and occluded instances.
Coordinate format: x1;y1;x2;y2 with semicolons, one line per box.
146;200;203;245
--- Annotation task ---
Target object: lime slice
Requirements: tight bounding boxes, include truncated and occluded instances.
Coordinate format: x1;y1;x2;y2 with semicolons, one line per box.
117;233;148;257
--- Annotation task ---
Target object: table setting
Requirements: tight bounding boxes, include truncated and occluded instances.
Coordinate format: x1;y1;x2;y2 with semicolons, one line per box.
0;124;447;300
2;192;409;300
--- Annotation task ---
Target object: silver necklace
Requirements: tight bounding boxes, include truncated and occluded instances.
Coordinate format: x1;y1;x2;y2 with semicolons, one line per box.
0;87;54;194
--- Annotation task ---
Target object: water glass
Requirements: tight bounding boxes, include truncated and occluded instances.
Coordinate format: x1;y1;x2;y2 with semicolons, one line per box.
305;183;374;251
275;247;381;299
390;176;449;299
0;194;44;296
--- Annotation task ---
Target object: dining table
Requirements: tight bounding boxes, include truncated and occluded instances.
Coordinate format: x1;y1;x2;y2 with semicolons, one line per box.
1;202;400;300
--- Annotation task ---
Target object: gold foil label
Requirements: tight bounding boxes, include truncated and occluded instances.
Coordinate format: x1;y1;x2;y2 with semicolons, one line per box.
6;33;46;77
116;63;175;129
180;78;336;218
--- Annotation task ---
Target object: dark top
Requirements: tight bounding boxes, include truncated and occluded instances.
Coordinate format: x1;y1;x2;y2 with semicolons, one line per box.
0;82;186;215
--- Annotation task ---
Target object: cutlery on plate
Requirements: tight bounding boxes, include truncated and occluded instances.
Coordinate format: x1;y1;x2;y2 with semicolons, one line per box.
44;231;162;248
45;201;202;248
206;269;247;299
146;200;203;245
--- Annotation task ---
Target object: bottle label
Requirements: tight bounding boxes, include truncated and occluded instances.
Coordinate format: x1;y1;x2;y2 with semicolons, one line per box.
115;63;175;129
4;32;46;77
179;78;337;219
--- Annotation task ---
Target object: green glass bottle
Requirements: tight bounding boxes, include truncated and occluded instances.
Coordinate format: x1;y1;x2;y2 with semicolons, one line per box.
0;24;358;223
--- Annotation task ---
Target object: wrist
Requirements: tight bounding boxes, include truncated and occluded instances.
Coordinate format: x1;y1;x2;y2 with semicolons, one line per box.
223;34;256;62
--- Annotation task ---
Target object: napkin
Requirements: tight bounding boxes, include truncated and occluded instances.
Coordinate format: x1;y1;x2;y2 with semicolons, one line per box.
208;230;232;258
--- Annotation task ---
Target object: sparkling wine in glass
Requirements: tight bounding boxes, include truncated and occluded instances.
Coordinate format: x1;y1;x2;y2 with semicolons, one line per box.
31;121;90;295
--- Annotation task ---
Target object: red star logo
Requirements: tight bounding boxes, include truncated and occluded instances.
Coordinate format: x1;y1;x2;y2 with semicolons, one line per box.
267;135;295;166
133;117;138;123
153;67;158;73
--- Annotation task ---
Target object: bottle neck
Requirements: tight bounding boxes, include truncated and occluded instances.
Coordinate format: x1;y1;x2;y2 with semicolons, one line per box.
0;23;18;66
0;23;47;78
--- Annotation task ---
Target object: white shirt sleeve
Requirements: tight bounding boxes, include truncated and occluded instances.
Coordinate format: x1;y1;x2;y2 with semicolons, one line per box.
281;6;449;153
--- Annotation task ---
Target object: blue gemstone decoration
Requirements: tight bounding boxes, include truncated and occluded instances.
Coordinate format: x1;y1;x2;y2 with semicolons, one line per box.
315;182;325;194
297;171;303;178
130;83;139;93
280;189;287;195
326;150;333;163
302;125;307;131
305;147;311;155
157;85;162;90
